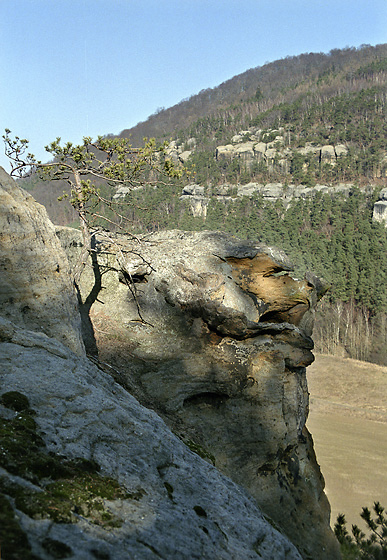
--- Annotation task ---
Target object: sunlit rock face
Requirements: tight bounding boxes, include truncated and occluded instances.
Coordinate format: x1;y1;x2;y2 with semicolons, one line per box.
67;228;339;560
0;167;84;355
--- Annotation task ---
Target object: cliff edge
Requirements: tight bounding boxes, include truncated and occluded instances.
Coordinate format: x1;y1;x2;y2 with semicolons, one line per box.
0;167;340;559
62;227;339;559
0;170;307;559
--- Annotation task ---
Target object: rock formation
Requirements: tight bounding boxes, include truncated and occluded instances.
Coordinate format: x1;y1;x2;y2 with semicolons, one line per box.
179;180;360;217
0;317;302;560
161;125;384;222
166;126;350;174
0;167;342;558
373;187;387;226
0;168;310;558
60;228;340;560
180;184;210;217
0;167;84;356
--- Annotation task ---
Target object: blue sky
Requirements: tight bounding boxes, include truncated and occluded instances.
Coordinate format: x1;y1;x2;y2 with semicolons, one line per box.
1;0;386;171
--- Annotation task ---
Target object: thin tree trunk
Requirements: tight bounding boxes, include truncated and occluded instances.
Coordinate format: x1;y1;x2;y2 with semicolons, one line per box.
73;170;92;286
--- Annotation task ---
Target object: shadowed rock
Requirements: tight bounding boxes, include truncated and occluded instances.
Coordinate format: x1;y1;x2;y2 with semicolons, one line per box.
0;315;303;560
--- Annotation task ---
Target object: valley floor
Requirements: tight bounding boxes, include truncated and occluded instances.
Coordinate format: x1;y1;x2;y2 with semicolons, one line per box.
306;354;387;531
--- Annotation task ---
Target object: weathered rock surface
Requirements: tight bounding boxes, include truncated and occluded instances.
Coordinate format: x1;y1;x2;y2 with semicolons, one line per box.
159;128;385;220
0;167;84;355
63;228;339;560
179;127;350;174
0;317;302;560
0;169;307;559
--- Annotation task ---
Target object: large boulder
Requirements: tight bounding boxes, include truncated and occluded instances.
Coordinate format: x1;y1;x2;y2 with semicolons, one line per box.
63;228;339;560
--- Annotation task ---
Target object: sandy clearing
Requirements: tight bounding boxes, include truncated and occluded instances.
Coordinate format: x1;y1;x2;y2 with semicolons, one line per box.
306;354;387;530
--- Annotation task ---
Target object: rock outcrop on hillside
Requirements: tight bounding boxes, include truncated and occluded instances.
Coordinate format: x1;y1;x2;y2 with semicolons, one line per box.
215;136;348;171
179;180;387;227
179;180;360;217
373;187;387;225
166;127;353;174
60;227;339;560
165;126;362;181
0;169;309;559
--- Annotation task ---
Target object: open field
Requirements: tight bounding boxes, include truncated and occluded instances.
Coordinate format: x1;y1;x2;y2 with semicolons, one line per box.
306;354;387;530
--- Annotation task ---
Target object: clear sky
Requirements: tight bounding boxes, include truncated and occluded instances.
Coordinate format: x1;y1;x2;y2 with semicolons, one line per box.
1;0;386;171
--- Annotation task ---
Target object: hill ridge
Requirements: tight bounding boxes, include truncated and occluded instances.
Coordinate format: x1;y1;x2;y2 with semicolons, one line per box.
119;43;387;147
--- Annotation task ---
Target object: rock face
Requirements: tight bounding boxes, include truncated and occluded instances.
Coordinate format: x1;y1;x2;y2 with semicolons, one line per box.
180;184;210;217
179;180;364;217
170;127;354;178
214;128;349;171
0;167;84;355
373;187;387;225
65;228;340;560
215;135;348;170
0;317;302;560
0;170;306;559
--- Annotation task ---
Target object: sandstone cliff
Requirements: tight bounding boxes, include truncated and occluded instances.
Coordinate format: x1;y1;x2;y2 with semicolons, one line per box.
373;187;387;226
60;227;340;560
0;317;303;560
0;169;309;559
177;180;380;220
157;125;384;223
0;167;84;356
165;127;352;173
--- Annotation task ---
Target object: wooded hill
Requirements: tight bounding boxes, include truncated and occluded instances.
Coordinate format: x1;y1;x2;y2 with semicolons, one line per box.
18;43;387;365
120;43;387;186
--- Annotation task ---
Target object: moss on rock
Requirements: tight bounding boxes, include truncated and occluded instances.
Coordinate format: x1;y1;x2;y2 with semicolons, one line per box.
0;493;40;560
0;391;32;413
0;391;142;548
180;437;216;465
2;472;128;528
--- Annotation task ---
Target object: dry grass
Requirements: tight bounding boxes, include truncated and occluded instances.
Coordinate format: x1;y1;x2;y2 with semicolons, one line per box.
308;353;387;422
307;354;387;530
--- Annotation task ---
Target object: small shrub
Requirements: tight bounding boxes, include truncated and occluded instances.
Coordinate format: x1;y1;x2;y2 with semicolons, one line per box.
334;502;387;560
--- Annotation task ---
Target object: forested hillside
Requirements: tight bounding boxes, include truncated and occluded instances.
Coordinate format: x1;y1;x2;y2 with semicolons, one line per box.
122;43;387;186
17;43;387;365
